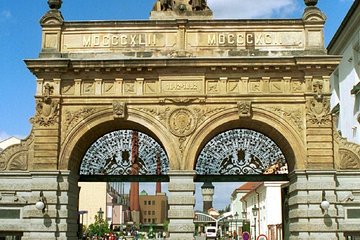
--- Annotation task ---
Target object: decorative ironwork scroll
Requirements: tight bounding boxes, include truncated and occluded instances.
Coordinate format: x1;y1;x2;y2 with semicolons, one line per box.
196;129;288;175
80;130;169;175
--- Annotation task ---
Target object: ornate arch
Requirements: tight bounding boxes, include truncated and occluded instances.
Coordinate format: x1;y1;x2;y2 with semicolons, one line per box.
186;106;305;172
59;107;178;172
196;129;288;175
80;130;169;176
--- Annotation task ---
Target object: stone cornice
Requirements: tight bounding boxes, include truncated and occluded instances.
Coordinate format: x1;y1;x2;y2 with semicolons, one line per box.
25;56;340;74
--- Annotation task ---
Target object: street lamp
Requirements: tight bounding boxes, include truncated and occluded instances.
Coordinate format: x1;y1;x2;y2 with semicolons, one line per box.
234;212;239;240
252;205;259;240
97;208;104;221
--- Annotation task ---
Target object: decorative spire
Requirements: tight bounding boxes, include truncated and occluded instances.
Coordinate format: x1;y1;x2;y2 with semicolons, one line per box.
48;0;62;10
304;0;318;7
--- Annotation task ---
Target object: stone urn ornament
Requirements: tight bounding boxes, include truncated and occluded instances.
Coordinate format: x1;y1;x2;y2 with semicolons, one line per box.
48;0;62;10
304;0;318;6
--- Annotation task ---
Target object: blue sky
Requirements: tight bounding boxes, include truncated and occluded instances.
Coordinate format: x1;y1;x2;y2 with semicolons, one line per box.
0;0;356;210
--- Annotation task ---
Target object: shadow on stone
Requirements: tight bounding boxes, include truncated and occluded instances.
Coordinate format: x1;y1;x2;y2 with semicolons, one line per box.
324;214;333;227
44;213;53;228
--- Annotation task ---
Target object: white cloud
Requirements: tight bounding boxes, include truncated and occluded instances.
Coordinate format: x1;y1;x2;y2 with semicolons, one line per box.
207;0;299;19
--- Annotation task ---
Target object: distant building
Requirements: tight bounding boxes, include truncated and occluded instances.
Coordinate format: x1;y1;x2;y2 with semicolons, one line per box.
0;137;21;152
241;182;288;240
229;182;262;235
78;182;129;228
139;190;168;227
328;0;360;144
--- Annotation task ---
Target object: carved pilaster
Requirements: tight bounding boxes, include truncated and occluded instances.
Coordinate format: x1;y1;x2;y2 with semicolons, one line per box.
168;170;196;240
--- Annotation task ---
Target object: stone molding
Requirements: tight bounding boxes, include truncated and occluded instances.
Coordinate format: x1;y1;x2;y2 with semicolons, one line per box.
333;115;360;170
0;133;34;172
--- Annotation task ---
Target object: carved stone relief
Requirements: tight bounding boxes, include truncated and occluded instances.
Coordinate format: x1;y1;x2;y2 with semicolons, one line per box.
124;81;135;94
334;123;360;170
103;81;115;94
238;101;252;118
227;81;239;93
339;149;360;169
306;98;331;126
144;81;158;94
8;152;28;171
168;108;197;137
63;108;97;137
269;106;304;137
113;101;126;119
249;80;261;93
31;83;59;127
134;105;228;160
0;133;33;171
83;81;95;95
207;81;219;94
61;81;75;95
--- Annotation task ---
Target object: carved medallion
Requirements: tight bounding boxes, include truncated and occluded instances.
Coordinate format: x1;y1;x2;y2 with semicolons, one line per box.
168;108;197;137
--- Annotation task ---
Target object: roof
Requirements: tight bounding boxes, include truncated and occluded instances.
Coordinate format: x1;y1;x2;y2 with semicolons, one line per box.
327;0;360;52
236;182;263;191
0;137;21;151
232;182;263;199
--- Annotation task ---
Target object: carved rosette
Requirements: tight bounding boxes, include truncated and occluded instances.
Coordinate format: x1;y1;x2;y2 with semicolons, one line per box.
168;108;197;137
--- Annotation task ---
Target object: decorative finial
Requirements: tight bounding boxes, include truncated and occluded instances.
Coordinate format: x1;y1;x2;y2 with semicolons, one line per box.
304;0;318;7
48;0;62;10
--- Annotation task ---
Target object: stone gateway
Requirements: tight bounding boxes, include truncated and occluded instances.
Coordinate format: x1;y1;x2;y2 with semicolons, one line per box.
0;0;360;239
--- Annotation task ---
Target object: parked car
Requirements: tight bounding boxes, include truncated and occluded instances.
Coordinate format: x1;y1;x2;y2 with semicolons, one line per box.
205;226;217;239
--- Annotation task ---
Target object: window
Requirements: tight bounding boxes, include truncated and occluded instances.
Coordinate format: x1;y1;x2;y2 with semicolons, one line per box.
152;211;155;215
347;209;360;219
152;200;155;205
0;209;21;219
0;232;23;240
144;201;147;205
148;201;151;205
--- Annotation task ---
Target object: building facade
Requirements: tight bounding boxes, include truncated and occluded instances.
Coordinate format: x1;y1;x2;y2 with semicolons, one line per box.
139;191;168;227
329;0;360;145
78;182;129;228
241;182;288;240
1;0;360;239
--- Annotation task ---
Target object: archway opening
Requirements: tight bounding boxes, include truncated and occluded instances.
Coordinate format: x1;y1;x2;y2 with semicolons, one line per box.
193;128;291;239
76;129;171;239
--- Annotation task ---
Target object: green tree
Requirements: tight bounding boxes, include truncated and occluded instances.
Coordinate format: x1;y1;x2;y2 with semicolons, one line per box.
86;215;110;237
